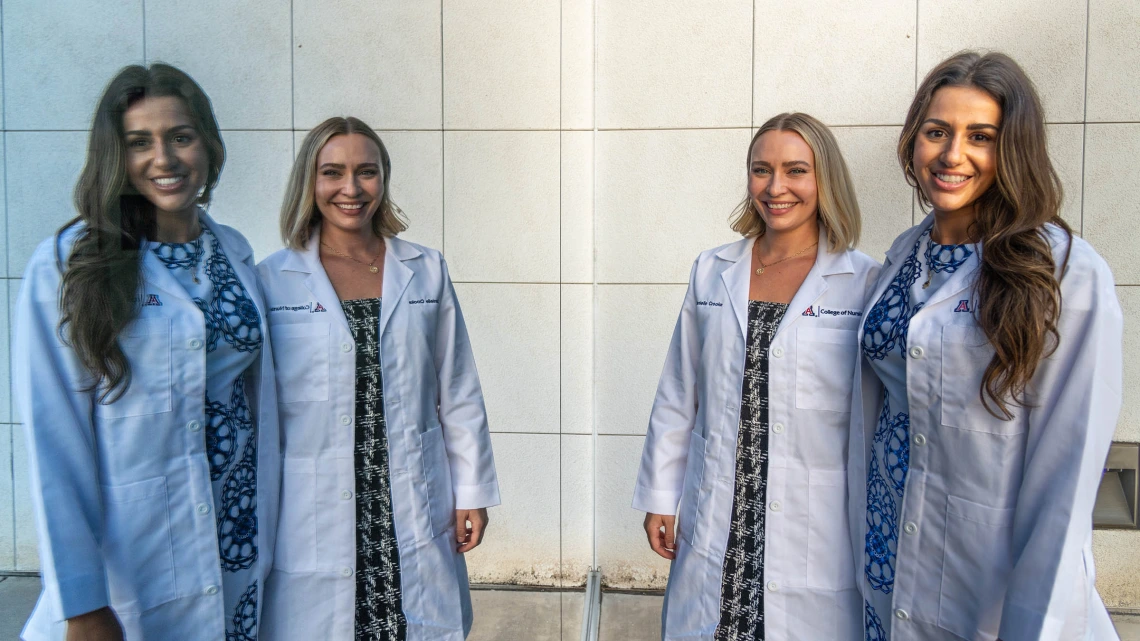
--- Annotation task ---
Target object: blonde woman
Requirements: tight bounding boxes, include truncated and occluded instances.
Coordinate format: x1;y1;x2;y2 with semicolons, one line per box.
257;117;499;640
635;113;880;641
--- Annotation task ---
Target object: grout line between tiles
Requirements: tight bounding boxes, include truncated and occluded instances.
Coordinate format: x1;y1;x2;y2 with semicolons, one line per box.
913;0;920;91
289;0;295;133
141;0;146;63
912;0;919;226
1079;0;1091;237
440;0;445;257
557;0;564;629
590;0;599;575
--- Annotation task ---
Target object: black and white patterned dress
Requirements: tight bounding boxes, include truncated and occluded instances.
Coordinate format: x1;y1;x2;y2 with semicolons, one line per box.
342;297;408;641
715;300;788;641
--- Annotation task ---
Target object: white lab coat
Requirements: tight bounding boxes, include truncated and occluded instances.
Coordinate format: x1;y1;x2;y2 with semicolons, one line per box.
255;231;500;641
634;230;881;641
847;216;1123;641
14;215;281;641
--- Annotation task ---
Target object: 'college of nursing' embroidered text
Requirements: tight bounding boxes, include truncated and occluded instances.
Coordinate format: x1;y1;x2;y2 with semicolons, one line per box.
269;302;327;313
802;305;861;317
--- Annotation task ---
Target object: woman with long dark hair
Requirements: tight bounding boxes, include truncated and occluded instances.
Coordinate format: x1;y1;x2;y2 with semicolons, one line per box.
851;51;1122;641
14;64;279;641
257;116;499;640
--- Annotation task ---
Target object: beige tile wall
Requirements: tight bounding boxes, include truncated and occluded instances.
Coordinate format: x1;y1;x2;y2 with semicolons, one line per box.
1;0;1136;609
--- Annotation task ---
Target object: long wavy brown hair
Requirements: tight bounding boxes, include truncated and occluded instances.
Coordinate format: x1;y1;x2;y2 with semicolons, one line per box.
899;51;1070;419
59;64;225;402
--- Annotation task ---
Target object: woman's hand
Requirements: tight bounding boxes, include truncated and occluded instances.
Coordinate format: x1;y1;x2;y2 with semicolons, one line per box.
456;508;489;553
644;512;677;560
66;607;124;641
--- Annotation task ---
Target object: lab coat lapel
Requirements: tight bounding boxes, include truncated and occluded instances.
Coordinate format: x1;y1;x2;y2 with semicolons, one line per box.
924;244;982;310
775;227;844;337
201;213;267;327
297;228;351;335
718;236;754;341
378;236;419;338
140;249;193;305
860;216;933;332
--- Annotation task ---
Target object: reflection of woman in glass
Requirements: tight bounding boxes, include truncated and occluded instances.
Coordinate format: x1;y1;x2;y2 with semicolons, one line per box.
15;64;278;641
636;113;879;640
853;52;1122;641
258;117;499;640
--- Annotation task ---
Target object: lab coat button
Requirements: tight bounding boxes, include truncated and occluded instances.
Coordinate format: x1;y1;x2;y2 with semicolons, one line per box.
903;521;918;535
772;423;784;434
342;567;354;577
340;415;352;426
769;501;782;512
913;434;927;446
895;609;909;621
771;347;784;358
908;346;924;359
188;338;203;350
341;490;353;500
196;503;210;515
766;581;779;592
341;342;352;353
187;420;202;432
203;585;219;596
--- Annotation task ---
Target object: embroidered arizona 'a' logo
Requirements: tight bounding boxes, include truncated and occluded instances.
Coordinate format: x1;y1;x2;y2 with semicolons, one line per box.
142;294;162;306
954;299;974;313
802;305;817;317
312;302;326;313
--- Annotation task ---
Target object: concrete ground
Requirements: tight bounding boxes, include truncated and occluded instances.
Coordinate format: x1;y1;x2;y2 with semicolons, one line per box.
1;576;1137;640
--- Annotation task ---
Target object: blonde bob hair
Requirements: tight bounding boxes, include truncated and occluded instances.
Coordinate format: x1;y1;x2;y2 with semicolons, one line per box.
730;112;861;251
281;116;407;249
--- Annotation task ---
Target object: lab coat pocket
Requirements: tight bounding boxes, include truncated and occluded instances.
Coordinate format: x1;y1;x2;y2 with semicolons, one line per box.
795;328;858;413
421;425;456;538
940;326;1022;434
938;495;1014;640
269;322;330;403
275;458;317;572
677;430;707;546
102;477;176;612
96;318;172;418
806;469;856;590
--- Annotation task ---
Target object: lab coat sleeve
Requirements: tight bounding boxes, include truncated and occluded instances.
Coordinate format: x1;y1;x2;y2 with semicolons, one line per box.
433;257;500;509
998;250;1123;641
14;240;109;620
632;259;701;515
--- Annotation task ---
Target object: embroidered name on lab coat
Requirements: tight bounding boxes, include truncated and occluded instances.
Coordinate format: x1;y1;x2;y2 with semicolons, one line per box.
141;294;163;306
269;302;326;313
802;305;860;317
408;298;439;305
954;299;975;313
696;300;723;307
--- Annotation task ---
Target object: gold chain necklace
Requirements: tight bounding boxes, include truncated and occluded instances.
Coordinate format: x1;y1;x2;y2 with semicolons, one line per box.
321;242;383;274
755;240;818;275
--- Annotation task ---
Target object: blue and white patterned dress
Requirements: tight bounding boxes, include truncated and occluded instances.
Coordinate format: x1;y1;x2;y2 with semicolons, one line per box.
150;220;262;641
860;228;977;640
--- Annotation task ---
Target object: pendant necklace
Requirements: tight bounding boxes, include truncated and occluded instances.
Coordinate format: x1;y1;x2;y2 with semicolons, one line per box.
755;240;818;275
321;242;383;274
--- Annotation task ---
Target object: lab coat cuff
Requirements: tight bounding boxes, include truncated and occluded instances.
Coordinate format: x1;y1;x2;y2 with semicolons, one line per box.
55;571;111;620
998;601;1062;641
454;481;500;509
631;486;680;515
